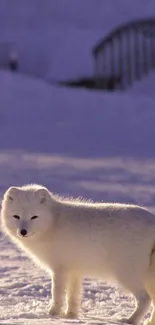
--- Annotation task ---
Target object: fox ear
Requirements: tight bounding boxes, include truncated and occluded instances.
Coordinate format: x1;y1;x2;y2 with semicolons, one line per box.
36;188;50;204
5;186;19;202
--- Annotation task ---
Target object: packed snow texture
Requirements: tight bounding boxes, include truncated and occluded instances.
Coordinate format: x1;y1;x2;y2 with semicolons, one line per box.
0;1;155;324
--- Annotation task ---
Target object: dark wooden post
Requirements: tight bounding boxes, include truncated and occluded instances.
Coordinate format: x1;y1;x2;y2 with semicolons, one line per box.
94;52;100;88
150;23;155;68
110;38;115;77
147;22;153;70
94;48;107;89
107;38;116;90
118;32;124;89
102;48;107;89
142;24;149;74
134;25;141;80
126;27;132;86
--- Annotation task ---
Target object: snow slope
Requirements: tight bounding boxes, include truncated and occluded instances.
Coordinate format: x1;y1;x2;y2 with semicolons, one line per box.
0;0;155;80
0;70;155;160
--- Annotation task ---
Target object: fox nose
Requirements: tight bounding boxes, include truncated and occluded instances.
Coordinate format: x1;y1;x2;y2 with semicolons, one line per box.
20;229;27;236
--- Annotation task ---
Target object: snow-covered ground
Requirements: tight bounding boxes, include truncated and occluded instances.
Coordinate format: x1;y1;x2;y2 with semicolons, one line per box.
1;1;155;324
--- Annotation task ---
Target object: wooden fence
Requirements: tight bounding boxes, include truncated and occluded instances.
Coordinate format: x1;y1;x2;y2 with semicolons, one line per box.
93;18;155;90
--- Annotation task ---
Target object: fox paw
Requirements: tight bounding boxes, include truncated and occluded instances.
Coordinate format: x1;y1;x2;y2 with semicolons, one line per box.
65;310;78;319
49;304;61;317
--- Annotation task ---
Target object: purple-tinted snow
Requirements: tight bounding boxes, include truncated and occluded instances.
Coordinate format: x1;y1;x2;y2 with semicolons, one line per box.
0;1;155;324
0;71;155;159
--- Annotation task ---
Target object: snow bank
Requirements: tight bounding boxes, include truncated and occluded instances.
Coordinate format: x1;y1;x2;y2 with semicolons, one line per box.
0;70;154;159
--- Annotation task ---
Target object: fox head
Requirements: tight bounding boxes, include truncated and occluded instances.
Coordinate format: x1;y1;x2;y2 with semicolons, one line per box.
1;184;54;241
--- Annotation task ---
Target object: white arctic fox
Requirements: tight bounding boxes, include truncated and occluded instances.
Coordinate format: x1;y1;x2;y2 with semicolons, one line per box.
1;184;155;324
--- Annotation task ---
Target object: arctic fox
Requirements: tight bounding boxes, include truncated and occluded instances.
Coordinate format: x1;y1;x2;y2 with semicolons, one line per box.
1;184;155;324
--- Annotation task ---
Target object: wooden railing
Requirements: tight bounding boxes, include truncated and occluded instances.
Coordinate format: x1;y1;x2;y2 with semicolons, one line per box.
93;18;155;90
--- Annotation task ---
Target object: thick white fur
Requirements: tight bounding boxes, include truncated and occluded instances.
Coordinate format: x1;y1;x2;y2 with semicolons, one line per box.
1;184;155;324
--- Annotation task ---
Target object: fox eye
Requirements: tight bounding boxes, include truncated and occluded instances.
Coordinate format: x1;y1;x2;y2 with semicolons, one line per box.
13;215;20;220
31;215;38;220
